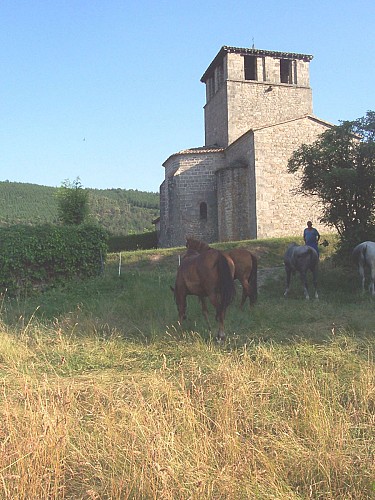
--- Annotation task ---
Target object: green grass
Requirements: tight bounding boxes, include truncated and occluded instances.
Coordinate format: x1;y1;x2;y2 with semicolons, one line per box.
0;235;374;499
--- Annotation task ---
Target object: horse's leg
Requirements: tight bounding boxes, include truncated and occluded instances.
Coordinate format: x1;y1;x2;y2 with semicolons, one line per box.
199;297;211;330
358;263;365;292
312;268;319;299
240;278;249;310
177;294;187;323
207;292;226;341
370;265;375;296
300;270;310;300
216;309;226;342
284;266;291;297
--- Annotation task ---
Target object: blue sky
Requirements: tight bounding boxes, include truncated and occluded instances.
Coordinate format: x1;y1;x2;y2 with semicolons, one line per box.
1;0;374;193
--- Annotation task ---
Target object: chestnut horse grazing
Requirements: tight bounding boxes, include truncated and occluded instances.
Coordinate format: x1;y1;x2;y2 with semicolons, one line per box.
172;246;235;341
227;248;258;309
186;237;258;309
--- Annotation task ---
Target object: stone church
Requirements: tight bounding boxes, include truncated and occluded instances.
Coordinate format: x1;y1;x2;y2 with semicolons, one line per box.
158;45;332;248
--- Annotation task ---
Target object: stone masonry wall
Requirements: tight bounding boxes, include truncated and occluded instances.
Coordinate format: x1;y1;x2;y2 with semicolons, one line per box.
160;151;226;247
216;165;251;241
254;116;332;239
204;85;228;147
217;130;257;240
227;81;312;146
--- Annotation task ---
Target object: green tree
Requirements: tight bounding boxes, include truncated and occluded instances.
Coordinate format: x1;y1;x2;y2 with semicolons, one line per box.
288;111;375;253
57;178;89;225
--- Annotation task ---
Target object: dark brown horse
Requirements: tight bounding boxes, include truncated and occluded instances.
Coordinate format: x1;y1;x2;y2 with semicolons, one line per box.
172;245;235;341
186;237;258;309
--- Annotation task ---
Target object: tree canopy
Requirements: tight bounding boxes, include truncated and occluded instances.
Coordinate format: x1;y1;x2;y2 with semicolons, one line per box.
57;178;89;225
288;111;375;251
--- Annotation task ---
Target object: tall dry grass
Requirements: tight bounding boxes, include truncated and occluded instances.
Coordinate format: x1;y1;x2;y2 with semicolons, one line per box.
0;317;373;499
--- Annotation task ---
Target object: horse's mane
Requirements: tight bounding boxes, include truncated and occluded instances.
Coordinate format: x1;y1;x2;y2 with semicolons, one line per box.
182;248;199;261
186;237;211;252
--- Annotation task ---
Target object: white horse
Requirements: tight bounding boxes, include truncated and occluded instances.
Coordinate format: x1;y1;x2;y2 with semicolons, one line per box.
284;243;319;300
352;241;375;295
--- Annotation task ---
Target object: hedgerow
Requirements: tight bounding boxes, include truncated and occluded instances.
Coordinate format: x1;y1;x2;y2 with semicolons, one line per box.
0;224;108;295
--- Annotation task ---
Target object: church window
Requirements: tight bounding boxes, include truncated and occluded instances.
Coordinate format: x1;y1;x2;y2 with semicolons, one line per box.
244;55;257;80
200;202;207;220
280;59;293;84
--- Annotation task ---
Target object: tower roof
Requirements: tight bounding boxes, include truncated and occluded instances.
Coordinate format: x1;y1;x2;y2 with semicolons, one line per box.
201;45;313;82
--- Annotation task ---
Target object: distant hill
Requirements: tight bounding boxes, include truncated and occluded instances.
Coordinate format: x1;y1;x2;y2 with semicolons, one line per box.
0;181;160;235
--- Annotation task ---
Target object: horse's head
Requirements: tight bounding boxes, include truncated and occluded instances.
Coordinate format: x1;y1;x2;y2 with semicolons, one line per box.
186;237;210;252
186;236;199;250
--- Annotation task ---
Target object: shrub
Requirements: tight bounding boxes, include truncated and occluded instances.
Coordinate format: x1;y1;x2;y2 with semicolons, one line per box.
0;224;108;295
57;178;89;225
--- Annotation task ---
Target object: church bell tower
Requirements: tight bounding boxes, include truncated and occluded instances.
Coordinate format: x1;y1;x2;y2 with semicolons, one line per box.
200;46;314;148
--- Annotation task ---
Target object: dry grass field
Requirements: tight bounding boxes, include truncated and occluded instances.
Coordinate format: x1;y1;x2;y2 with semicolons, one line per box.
0;236;374;499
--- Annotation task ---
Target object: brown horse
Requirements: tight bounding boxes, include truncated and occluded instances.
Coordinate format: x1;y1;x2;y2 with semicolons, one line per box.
172;245;235;341
186;237;258;309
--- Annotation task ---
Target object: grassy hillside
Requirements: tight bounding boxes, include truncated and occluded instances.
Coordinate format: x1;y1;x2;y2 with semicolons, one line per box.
0;236;374;498
0;181;159;234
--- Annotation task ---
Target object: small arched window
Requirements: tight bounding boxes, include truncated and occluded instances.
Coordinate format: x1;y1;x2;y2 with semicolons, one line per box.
200;202;207;220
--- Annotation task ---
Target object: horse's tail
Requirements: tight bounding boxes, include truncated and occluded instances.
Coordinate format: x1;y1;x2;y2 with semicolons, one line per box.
362;243;368;265
248;253;258;305
216;252;236;315
352;243;367;264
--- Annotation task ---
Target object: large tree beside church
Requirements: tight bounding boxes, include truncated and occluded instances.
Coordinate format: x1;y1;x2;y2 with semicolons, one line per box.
287;111;375;254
